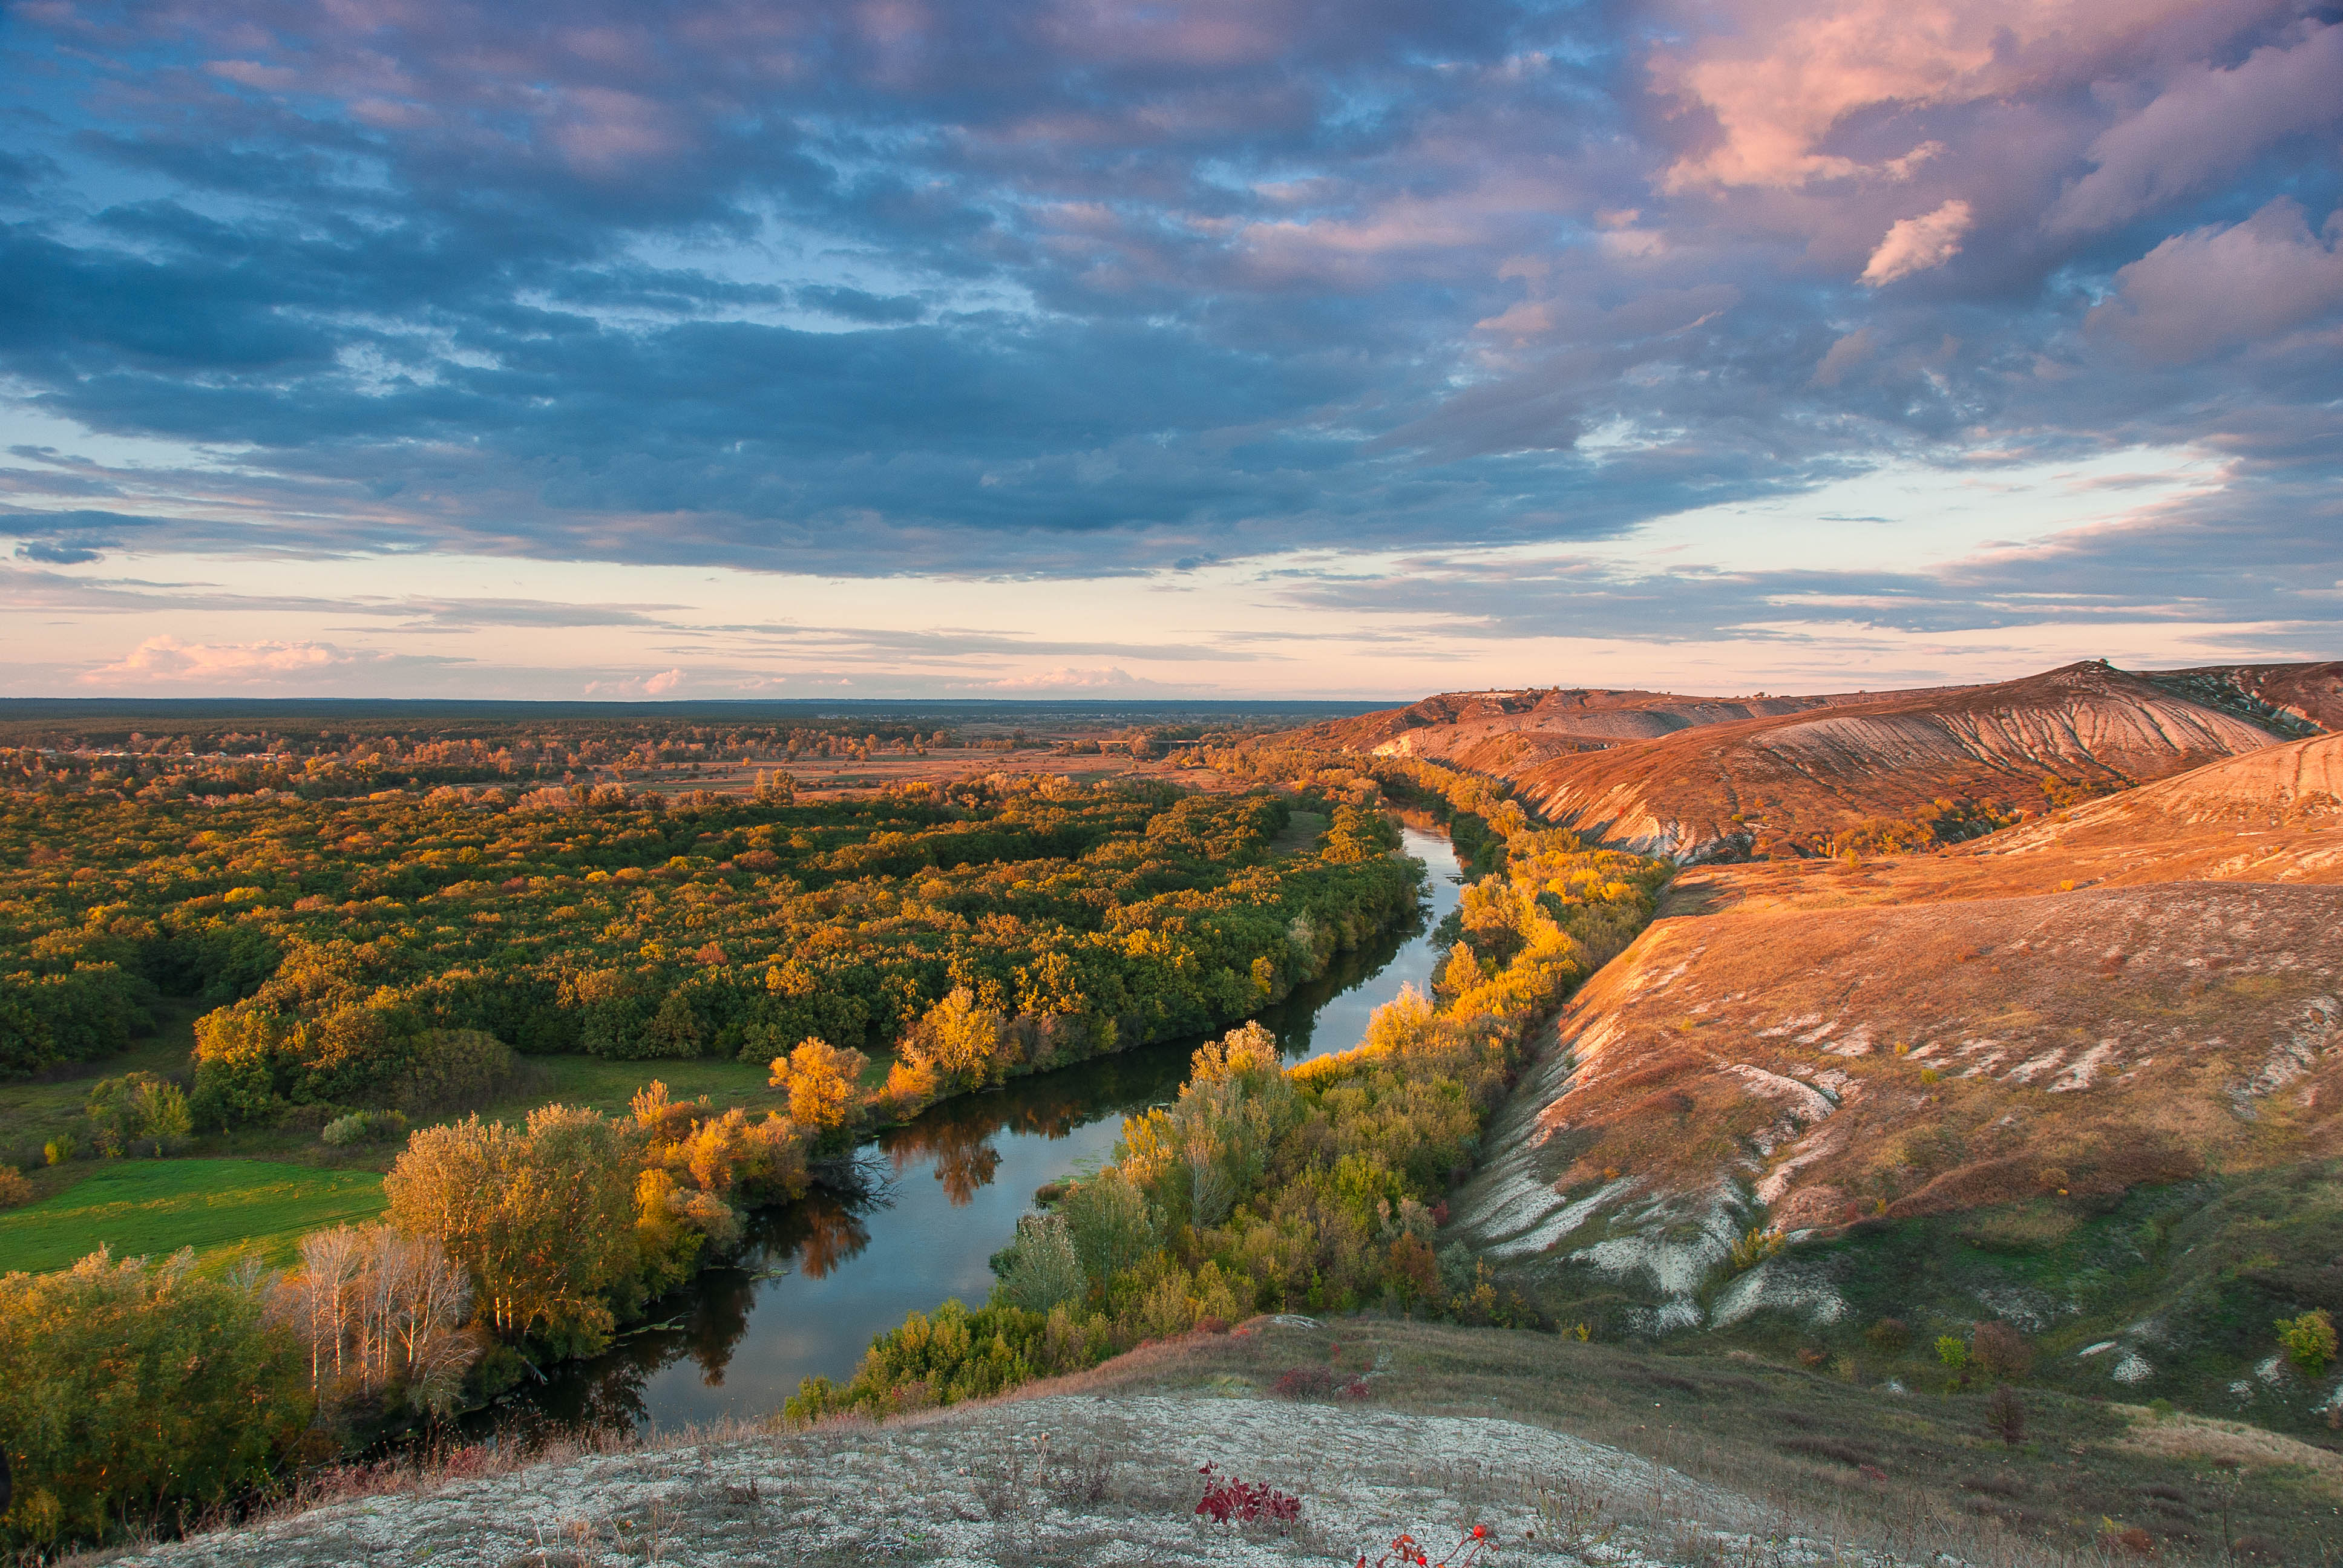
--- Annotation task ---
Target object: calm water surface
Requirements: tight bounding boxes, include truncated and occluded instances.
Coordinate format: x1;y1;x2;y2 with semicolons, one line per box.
506;824;1464;1434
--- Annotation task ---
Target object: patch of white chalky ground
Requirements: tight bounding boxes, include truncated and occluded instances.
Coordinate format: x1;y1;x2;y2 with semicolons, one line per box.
116;1394;1820;1568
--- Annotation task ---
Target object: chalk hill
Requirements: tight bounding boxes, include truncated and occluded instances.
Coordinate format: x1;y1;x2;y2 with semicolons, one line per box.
1442;736;2343;1412
1300;660;2339;863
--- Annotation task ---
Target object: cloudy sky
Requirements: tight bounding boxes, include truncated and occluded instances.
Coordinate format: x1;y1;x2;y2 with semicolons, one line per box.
2;0;2338;699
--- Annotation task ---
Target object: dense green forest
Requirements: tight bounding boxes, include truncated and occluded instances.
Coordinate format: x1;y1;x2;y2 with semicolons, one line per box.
0;776;1417;1117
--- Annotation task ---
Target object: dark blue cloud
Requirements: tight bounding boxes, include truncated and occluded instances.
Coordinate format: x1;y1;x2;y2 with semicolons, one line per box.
0;0;2333;632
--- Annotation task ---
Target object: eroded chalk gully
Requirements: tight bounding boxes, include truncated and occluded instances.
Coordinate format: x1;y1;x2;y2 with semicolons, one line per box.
497;825;1464;1436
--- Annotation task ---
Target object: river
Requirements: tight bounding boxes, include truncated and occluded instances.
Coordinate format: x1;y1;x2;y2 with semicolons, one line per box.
503;823;1464;1435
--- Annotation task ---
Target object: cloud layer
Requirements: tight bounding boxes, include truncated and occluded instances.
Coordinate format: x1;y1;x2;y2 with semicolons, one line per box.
0;0;2337;691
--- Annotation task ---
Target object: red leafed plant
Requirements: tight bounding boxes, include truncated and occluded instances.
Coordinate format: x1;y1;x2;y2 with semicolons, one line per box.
1194;1462;1302;1526
1359;1524;1494;1567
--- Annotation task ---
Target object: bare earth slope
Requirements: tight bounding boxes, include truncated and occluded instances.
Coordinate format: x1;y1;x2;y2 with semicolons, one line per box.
2150;661;2343;736
1301;661;2337;863
122;1387;1745;1568
1448;738;2343;1388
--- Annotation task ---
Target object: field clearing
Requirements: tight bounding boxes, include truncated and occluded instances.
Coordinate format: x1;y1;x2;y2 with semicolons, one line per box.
616;748;1279;803
0;1005;200;1172
0;1158;385;1274
459;1051;799;1128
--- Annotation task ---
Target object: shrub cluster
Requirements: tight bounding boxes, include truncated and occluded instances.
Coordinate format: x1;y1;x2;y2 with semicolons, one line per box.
0;1250;311;1551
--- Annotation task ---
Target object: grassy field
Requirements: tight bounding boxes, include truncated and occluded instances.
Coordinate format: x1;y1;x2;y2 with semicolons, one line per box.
0;1005;201;1172
461;1051;797;1127
0;1158;387;1274
0;1036;890;1270
1267;808;1328;857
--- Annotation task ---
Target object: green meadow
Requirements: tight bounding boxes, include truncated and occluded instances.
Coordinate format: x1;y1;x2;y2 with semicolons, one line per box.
0;1159;387;1274
0;1027;862;1275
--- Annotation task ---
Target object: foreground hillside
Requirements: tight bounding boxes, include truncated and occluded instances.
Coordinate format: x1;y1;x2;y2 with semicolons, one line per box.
111;1317;2339;1567
1446;736;2343;1426
1298;660;2340;861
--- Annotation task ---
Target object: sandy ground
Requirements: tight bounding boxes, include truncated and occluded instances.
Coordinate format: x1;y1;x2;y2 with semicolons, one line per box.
114;1388;1788;1568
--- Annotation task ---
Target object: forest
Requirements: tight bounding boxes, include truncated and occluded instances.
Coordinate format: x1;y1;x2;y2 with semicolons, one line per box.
0;774;1417;1108
0;732;1453;1551
0;713;1680;1557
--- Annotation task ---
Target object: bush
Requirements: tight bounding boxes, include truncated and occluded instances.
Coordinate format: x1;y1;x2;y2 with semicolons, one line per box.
384;1105;641;1352
1985;1385;2025;1446
899;986;1009;1090
1864;1317;1910;1354
0;1249;310;1550
1971;1321;2033;1381
1193;1463;1301;1526
320;1108;410;1147
1271;1364;1368;1400
271;1224;476;1414
1934;1335;1969;1372
771;1036;868;1130
1059;1175;1160;1288
85;1072;192;1158
2278;1309;2337;1376
0;1165;32;1208
992;1212;1086;1314
388;1028;516;1114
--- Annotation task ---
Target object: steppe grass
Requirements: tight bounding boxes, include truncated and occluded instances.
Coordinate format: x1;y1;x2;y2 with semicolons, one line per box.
1051;1316;2341;1567
0;1158;385;1273
1737;1167;2343;1430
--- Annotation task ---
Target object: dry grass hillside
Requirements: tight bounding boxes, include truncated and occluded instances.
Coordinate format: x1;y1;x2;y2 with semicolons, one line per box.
1296;661;2338;863
1444;738;2343;1422
107;1317;2343;1568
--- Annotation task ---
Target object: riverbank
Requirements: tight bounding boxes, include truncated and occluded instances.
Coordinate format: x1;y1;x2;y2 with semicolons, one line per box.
488;824;1466;1434
1;788;1456;1557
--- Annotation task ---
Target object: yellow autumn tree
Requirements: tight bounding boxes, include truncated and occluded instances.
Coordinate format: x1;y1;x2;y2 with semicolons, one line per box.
771;1036;868;1129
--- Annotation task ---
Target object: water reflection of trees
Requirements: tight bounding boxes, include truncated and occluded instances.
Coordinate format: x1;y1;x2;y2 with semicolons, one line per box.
468;842;1456;1441
791;1197;874;1278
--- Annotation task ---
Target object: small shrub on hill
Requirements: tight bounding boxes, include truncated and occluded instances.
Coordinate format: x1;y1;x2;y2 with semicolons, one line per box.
1194;1463;1300;1527
1985;1384;2026;1446
1361;1526;1495;1567
1972;1321;2034;1381
2278;1309;2336;1376
0;1164;32;1208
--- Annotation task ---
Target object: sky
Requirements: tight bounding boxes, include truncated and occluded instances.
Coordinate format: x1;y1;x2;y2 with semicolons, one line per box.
1;0;2338;701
